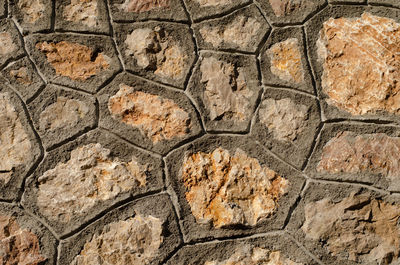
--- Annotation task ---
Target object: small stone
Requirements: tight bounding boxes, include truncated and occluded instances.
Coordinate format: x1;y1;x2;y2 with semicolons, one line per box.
182;147;289;228
267;38;304;84
71;213;163;265
0;32;16;55
36;41;110;81
317;13;400;115
259;98;309;142
10;67;32;85
108;84;191;143
17;0;45;23
195;0;230;6
37;143;149;222
269;0;305;17
0;215;46;265
63;0;98;27
302;192;400;264
118;0;169;13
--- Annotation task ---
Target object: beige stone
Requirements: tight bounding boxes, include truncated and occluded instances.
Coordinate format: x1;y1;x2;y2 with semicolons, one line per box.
118;0;169;13
18;0;45;23
318;13;400;115
269;0;305;17
63;0;98;27
0;215;46;265
302;192;400;264
182;147;289;228
108;84;191;143
37;143;149;222
195;0;230;7
267;38;304;84
71;214;163;265
259;98;309;142
200;56;254;121
0;32;16;55
36;41;110;81
0;93;32;185
10;67;32;85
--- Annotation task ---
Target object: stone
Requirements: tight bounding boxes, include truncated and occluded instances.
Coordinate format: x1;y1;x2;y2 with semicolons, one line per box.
302;192;400;264
259;98;309;142
0;215;46;265
36;41;110;81
195;0;230;6
37;143;149;222
71;213;163;265
17;0;45;23
10;67;32;85
0;93;32;185
39;96;90;132
267;38;304;84
63;0;98;27
200;56;254;121
0;32;16;55
181;147;289;228
317;13;400;116
269;0;305;17
118;0;169;13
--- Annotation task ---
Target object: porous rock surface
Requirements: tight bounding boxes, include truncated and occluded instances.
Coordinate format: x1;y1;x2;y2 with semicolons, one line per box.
195;0;230;7
10;67;32;85
269;0;305;17
118;0;170;13
63;0;98;27
18;0;45;23
0;32;16;55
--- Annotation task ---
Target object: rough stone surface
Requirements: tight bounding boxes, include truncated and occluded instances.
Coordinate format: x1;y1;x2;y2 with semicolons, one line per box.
18;0;45;23
118;0;169;12
0;32;16;55
195;0;230;6
269;0;305;17
63;0;98;27
10;67;32;85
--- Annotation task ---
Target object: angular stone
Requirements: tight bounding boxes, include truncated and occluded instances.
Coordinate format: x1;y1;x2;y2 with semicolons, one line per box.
0;32;16;55
269;0;305;17
63;0;98;27
194;0;230;6
118;0;169;12
18;0;45;23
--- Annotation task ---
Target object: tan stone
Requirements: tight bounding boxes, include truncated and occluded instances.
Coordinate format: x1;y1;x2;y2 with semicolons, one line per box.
182;147;289;228
195;0;230;7
118;0;169;13
63;0;98;27
199;15;261;49
71;213;163;265
0;32;16;55
200;56;254;121
10;67;32;85
302;192;400;264
269;0;305;17
318;13;400;115
267;38;304;84
37;143;149;222
18;0;45;23
125;27;187;80
36;41;110;81
0;93;32;185
259;98;309;142
0;215;46;265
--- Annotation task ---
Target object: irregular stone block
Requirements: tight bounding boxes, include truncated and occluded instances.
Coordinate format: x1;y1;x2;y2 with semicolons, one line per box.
269;0;305;17
118;0;169;12
0;20;24;67
10;0;52;33
63;0;97;27
0;32;17;55
183;0;250;22
17;0;45;23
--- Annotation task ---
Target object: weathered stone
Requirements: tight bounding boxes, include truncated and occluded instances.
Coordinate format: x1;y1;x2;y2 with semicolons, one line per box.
0;93;32;185
108;83;191;143
267;38;304;84
118;0;169;13
195;0;230;6
182;147;289;228
36;41;110;81
63;0;98;27
10;67;32;85
17;0;45;23
302;192;400;264
0;32;16;55
317;13;400;115
39;96;90;132
269;0;305;17
71;213;163;265
0;215;46;265
37;143;149;222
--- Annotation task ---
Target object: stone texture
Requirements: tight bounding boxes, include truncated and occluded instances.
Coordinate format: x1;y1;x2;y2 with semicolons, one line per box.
71;213;163;265
63;0;98;27
317;13;400;116
18;0;45;23
195;0;230;6
269;0;305;17
0;215;46;265
10;67;32;85
0;32;16;55
108;83;191;143
37;143;149;223
118;0;169;12
302;192;400;264
181;147;289;228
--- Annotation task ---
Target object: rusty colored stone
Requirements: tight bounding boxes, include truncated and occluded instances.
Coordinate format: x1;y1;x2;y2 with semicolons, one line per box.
36;41;110;81
317;13;400;115
269;0;305;17
63;0;98;27
182;147;289;228
302;192;400;264
10;67;32;85
0;32;16;55
118;0;169;13
18;0;45;23
108;83;191;143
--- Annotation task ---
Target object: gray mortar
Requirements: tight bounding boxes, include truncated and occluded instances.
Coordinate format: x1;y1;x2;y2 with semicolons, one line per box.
0;19;25;68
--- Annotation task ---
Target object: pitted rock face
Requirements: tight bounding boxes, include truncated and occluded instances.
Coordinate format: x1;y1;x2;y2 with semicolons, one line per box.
269;0;305;17
195;0;230;7
37;143;149;222
125;27;187;80
108;84;191;143
0;93;32;185
39;97;90;132
18;0;45;23
0;32;16;55
302;193;400;264
36;41;110;81
71;214;163;265
63;0;98;27
182;147;289;228
268;38;304;84
200;56;254;121
318;13;400;115
118;0;169;13
0;215;46;265
10;67;32;85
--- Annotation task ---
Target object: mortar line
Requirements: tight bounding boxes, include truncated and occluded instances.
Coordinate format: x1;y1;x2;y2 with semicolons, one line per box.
191;1;254;24
308;178;391;194
284;231;326;265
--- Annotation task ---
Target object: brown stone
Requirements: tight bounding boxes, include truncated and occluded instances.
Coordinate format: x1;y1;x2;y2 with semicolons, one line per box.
36;41;110;81
182;147;289;228
63;0;98;27
37;143;149;222
269;0;305;17
195;0;230;6
317;13;400;115
108;83;191;143
118;0;169;13
71;213;163;265
18;0;45;23
10;67;32;85
0;215;46;265
302;192;400;264
0;32;16;55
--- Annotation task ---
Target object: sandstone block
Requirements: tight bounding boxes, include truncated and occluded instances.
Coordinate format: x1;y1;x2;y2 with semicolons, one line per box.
118;0;169;12
63;0;98;27
0;20;24;68
17;0;45;23
11;0;52;33
269;0;304;17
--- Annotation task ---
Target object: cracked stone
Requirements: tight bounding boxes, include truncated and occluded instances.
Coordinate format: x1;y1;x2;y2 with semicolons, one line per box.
37;143;149;223
302;192;400;264
195;0;230;6
118;0;169;13
71;213;163;265
10;67;32;85
269;0;305;17
182;147;289;228
18;0;45;23
108;83;191;143
0;32;16;55
63;0;98;27
317;13;400;116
